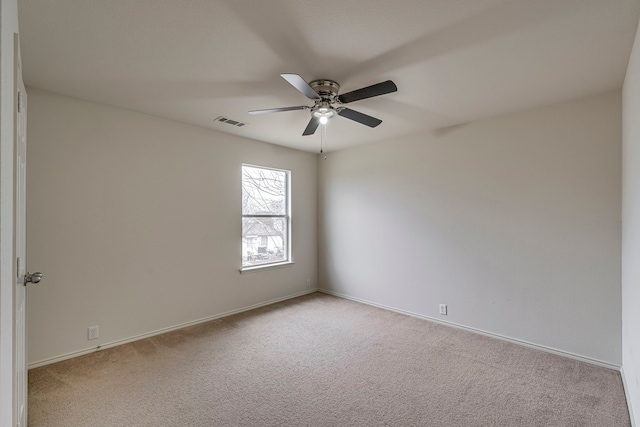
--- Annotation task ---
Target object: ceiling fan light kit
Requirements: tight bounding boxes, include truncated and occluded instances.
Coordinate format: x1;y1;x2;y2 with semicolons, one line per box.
311;103;336;123
249;73;397;137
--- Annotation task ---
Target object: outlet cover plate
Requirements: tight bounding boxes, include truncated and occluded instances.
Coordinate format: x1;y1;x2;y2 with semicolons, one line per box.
88;326;99;340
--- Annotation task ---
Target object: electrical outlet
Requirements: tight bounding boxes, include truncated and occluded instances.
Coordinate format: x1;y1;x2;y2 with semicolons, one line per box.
439;304;447;315
88;326;99;340
306;278;311;288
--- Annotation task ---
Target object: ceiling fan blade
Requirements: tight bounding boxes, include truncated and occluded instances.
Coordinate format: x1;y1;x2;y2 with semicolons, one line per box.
337;108;382;128
337;80;397;104
302;117;320;136
281;73;321;100
249;106;309;115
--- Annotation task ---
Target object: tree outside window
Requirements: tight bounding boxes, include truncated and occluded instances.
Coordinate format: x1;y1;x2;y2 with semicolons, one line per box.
242;165;290;268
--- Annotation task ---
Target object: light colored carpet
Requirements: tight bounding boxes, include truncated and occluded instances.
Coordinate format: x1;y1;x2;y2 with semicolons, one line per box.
28;292;630;426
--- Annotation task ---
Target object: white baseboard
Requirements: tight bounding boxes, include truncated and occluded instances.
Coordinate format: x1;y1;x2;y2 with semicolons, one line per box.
28;288;318;369
30;287;620;373
621;368;637;427
318;288;621;371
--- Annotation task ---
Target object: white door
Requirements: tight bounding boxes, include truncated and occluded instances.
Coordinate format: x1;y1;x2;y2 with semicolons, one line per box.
14;33;29;427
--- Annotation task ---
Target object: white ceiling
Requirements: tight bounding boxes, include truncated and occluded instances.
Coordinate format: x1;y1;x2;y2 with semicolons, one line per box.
18;0;640;153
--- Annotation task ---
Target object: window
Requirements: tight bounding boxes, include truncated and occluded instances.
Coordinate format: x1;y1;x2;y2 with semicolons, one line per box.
242;165;290;268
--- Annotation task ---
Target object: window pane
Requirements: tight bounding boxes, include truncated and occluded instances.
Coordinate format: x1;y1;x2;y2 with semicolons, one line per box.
242;217;288;266
242;166;286;215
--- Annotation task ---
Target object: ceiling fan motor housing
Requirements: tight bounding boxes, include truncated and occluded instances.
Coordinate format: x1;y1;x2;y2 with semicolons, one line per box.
309;79;340;118
309;79;340;101
309;79;341;119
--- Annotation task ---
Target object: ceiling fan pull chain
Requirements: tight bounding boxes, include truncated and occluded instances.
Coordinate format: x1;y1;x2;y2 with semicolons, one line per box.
320;123;326;153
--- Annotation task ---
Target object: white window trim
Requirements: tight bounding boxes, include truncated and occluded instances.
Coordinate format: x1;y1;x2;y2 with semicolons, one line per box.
239;261;295;274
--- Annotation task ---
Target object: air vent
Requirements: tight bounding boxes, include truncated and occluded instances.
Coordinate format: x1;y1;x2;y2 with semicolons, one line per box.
215;116;247;127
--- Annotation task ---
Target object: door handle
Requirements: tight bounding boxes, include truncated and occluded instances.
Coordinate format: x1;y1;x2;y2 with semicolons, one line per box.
25;272;43;285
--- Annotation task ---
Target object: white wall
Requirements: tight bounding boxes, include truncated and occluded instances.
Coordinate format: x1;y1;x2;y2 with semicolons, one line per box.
622;16;640;427
319;91;622;365
0;0;20;423
26;89;317;365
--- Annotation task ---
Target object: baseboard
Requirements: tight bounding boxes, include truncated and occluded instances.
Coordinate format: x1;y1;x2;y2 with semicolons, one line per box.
621;368;637;427
318;288;620;371
28;288;318;369
30;287;620;372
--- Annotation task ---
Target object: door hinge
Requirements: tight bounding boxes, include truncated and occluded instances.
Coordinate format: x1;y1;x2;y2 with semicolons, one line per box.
17;91;21;113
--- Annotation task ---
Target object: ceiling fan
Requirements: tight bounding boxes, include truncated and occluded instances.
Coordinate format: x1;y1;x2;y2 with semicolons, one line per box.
249;73;397;136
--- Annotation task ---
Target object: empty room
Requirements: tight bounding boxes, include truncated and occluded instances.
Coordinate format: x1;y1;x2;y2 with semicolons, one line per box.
2;0;640;425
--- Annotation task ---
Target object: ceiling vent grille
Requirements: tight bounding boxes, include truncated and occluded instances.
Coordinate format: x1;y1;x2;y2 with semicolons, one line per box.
214;116;247;127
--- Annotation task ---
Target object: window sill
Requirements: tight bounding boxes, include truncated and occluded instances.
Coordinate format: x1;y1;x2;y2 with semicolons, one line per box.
240;261;295;274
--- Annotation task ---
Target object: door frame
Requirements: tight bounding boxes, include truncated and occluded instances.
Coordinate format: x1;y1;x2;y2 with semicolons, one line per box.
14;31;28;426
0;26;25;426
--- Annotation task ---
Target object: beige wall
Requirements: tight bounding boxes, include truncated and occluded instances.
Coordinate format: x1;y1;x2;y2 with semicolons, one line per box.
26;89;318;365
319;91;622;365
622;16;640;427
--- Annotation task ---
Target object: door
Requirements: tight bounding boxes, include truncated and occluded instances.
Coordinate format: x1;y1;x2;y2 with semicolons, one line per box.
14;32;28;427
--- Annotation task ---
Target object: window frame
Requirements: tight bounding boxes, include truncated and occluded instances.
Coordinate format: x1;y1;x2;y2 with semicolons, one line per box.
240;164;292;272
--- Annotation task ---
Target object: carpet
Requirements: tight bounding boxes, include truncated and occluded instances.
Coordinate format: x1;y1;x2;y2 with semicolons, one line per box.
28;292;630;426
